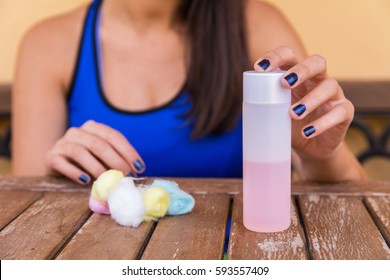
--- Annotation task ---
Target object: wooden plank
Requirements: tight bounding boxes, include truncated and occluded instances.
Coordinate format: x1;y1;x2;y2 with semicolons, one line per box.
0;190;42;230
364;196;390;246
0;176;90;193
0;176;242;195
4;80;387;115
292;180;390;196
340;80;390;113
2;176;390;196
168;178;242;195
141;194;230;260
0;84;11;117
0;157;11;174
57;214;155;260
3;80;385;117
0;192;90;259
228;195;308;260
299;195;390;259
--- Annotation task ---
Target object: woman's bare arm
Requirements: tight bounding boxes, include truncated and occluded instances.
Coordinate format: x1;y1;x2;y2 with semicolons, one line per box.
12;9;85;176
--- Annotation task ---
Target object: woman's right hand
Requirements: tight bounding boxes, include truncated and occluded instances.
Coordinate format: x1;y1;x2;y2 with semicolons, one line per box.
46;120;145;184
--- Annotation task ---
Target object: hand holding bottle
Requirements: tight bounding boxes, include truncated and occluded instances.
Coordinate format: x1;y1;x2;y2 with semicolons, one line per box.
254;46;354;162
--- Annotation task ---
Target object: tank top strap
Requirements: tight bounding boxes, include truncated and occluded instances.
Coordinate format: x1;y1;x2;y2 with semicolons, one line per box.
67;0;102;98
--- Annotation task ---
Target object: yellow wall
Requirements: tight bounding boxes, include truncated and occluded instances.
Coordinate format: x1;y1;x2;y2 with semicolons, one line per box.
1;0;390;83
0;0;89;84
265;0;390;80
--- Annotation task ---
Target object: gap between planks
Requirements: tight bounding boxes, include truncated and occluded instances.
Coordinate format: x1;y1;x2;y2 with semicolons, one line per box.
363;196;390;249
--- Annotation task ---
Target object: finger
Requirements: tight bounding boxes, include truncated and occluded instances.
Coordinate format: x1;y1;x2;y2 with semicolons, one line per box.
301;100;354;139
65;127;133;174
48;154;91;185
81;120;146;173
290;78;340;119
254;46;299;72
60;142;107;178
281;54;327;88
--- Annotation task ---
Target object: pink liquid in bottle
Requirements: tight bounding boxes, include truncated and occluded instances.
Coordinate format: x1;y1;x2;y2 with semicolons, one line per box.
243;160;291;232
243;71;291;232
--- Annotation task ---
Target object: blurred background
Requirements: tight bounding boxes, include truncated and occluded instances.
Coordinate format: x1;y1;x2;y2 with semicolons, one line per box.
0;0;389;179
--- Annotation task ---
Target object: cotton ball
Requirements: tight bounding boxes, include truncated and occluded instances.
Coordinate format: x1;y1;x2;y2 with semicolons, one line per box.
91;169;124;201
152;180;195;216
89;196;110;214
166;190;195;216
143;186;170;221
150;179;180;193
108;177;145;227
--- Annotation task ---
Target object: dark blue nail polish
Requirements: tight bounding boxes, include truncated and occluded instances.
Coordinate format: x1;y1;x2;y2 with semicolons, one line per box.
292;104;306;116
284;72;298;86
303;126;316;137
133;159;144;171
79;174;89;183
257;59;270;71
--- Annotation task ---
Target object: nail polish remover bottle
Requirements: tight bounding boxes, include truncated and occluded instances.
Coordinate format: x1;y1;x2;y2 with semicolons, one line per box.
243;71;291;232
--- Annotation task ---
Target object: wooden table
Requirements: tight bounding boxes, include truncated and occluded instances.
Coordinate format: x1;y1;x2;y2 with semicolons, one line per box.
0;176;390;260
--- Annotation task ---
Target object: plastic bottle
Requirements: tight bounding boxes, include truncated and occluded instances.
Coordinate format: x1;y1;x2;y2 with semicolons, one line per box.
243;71;291;232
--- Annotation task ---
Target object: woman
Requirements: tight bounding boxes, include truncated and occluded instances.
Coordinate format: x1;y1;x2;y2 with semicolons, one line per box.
12;0;367;183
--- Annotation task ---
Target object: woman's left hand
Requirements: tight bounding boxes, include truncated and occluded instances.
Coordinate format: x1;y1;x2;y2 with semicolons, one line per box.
254;46;355;161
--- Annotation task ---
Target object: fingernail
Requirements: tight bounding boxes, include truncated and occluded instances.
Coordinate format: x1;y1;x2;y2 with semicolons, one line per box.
79;174;90;184
284;72;298;86
133;159;144;172
303;126;316;137
257;59;270;71
292;104;306;116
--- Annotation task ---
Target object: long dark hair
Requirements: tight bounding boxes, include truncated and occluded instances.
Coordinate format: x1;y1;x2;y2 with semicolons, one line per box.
176;0;250;138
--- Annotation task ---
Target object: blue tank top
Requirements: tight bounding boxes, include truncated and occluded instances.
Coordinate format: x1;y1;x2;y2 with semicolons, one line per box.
68;0;243;178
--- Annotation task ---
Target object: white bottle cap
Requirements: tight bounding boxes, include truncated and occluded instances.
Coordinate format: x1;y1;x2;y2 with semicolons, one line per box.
243;71;291;104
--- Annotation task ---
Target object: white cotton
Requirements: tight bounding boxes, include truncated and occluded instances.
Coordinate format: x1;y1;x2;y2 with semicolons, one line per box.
107;177;145;227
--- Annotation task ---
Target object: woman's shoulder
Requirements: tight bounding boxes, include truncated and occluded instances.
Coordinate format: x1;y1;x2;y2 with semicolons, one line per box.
246;0;286;21
17;5;90;88
21;5;88;54
245;0;306;62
